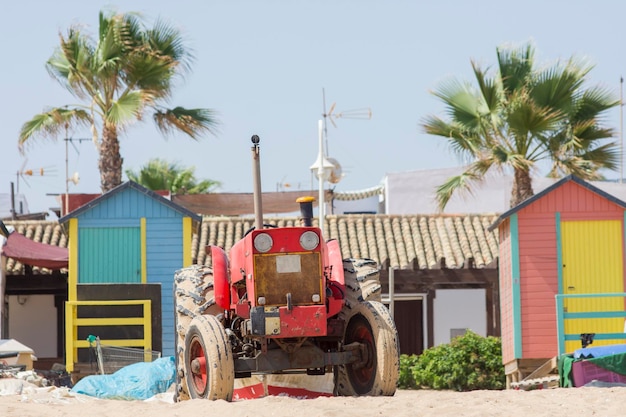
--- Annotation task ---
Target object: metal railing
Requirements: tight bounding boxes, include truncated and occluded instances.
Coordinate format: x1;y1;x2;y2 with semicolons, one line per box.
65;299;152;372
555;292;626;355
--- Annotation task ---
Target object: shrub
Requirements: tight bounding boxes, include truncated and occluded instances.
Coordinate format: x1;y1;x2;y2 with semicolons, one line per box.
398;353;420;389
399;330;505;391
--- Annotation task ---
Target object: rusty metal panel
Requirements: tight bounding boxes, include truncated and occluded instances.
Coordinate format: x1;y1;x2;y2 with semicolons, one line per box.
562;220;624;352
250;305;328;337
278;305;327;337
254;252;323;306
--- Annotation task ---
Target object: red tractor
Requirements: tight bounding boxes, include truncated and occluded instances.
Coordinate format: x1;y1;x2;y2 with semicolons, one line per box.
173;135;399;401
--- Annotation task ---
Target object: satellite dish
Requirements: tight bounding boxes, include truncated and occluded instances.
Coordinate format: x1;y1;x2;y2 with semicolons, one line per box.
327;157;343;184
68;172;80;185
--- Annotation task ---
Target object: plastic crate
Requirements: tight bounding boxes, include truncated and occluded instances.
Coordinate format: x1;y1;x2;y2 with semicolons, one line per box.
572;360;626;387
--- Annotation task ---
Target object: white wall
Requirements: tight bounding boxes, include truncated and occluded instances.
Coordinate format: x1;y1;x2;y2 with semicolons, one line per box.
8;294;57;358
383;167;626;215
433;289;486;346
331;194;380;214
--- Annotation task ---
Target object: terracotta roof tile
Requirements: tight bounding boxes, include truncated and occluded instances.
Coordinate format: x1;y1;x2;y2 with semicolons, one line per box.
3;214;499;275
195;214;499;270
373;217;388;267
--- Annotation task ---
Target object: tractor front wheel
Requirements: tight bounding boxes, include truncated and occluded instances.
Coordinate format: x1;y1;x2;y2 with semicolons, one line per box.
173;265;221;401
335;300;400;396
184;315;235;400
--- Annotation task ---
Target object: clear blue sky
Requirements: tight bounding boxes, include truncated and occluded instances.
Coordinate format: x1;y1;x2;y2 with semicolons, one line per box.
2;1;625;215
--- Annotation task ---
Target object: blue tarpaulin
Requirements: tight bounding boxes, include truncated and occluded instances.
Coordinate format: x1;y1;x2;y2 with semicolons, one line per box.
72;356;176;400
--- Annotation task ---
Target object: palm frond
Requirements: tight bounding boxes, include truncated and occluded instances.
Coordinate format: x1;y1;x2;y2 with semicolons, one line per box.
490;145;511;164
497;42;534;95
531;70;572;111
19;107;92;150
506;103;562;143
46;28;96;100
118;12;144;49
421;115;482;158
107;91;144;124
471;60;502;114
146;18;193;73
153;107;219;139
432;79;487;129
124;54;173;98
572;86;619;122
435;169;485;212
577;142;620;171
505;154;534;172
572;120;615;143
96;11;123;65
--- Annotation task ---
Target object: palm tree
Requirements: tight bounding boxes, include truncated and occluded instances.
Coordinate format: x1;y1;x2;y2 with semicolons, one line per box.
422;42;619;210
125;159;220;194
18;9;218;193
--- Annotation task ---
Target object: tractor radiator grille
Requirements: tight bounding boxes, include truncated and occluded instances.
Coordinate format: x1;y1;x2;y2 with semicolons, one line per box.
253;252;322;306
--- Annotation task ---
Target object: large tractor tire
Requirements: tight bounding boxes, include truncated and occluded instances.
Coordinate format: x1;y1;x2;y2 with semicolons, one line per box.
173;265;223;401
335;300;400;396
342;258;382;307
335;259;399;396
184;315;235;400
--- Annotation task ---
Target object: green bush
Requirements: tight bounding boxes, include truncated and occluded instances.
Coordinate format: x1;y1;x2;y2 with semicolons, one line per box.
398;353;420;389
398;330;505;391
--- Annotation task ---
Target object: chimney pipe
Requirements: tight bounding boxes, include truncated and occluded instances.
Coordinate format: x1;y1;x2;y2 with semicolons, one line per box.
297;196;315;227
251;135;263;230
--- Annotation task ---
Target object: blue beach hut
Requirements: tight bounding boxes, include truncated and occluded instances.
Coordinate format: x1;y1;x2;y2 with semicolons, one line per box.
60;181;200;372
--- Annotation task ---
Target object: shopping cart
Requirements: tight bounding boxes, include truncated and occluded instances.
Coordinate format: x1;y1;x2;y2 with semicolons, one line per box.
87;335;161;375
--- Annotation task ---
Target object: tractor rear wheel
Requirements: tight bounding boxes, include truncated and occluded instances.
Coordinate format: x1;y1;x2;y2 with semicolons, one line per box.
184;315;235;400
173;265;223;401
342;258;382;307
335;300;400;396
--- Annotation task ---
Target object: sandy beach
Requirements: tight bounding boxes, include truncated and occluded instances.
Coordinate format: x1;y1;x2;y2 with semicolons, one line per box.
2;385;626;417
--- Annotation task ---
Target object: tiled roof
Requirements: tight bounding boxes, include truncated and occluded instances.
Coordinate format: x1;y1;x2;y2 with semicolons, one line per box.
192;214;499;270
3;214;499;275
2;221;68;274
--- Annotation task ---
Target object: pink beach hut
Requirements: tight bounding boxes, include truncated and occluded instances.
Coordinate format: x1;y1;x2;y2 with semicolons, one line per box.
489;175;626;386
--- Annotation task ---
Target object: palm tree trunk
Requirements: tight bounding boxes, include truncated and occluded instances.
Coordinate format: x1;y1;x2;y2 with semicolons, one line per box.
99;124;123;192
510;168;534;208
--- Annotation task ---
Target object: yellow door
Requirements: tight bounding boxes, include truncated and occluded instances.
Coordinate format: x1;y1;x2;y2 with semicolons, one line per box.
561;220;624;353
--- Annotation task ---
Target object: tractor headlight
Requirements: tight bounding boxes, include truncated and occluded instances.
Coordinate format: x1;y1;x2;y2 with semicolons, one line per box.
300;231;319;250
253;233;273;253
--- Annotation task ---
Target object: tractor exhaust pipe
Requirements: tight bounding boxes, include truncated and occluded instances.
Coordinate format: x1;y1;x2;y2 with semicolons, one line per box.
251;135;263;230
297;196;315;227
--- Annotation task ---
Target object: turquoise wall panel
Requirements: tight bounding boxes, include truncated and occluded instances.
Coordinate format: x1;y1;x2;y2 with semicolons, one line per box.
78;227;141;283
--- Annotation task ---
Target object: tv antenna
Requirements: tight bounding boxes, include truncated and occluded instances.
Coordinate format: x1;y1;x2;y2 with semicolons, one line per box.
63;124;90;215
15;158;57;193
321;88;372;155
